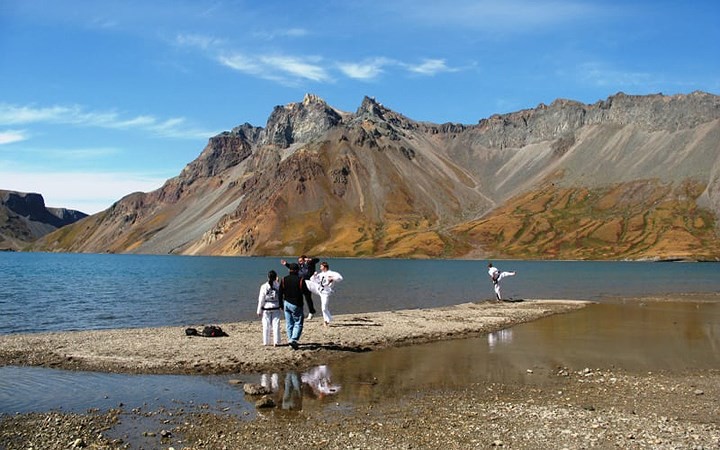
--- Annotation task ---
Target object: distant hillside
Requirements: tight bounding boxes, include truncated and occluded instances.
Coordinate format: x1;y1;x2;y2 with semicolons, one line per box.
0;190;87;251
31;91;720;260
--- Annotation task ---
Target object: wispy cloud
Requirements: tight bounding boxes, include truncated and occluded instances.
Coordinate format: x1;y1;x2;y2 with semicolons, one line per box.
260;55;330;82
0;103;218;140
218;52;331;84
251;28;310;40
177;33;459;84
338;58;394;80
0;130;28;145
406;59;456;76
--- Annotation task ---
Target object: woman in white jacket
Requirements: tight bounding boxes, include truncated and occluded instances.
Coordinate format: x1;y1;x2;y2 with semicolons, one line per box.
305;261;343;326
257;270;282;346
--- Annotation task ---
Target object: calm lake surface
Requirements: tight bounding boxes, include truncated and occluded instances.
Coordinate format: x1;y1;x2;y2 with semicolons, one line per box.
1;252;719;334
0;252;718;416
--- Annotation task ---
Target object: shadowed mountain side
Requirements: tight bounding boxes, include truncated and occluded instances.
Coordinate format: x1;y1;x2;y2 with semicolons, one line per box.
0;190;88;251
31;92;720;260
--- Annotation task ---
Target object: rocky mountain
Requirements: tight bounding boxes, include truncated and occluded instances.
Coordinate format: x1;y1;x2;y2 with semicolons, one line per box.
31;92;720;260
0;190;87;251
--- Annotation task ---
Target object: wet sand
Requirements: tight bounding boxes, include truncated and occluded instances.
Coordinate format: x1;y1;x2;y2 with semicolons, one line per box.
2;297;719;449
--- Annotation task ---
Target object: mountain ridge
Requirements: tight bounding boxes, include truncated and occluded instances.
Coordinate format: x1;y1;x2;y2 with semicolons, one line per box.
30;91;720;260
0;190;88;251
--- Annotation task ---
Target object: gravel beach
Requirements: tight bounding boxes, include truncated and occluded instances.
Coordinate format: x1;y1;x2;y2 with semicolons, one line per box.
1;298;719;449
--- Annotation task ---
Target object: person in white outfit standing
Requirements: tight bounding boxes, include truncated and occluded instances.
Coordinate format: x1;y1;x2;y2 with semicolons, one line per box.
305;261;343;326
487;262;516;301
257;270;282;346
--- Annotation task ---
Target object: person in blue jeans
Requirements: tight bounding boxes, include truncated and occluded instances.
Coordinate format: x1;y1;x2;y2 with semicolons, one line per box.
281;255;318;319
279;263;305;350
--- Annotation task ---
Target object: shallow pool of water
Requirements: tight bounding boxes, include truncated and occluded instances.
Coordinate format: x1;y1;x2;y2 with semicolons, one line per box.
1;301;718;415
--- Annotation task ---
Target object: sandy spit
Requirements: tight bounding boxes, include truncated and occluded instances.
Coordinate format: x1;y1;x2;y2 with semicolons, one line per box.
0;299;587;375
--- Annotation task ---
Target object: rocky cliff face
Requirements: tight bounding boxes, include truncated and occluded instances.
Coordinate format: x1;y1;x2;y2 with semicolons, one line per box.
32;91;720;260
0;191;88;250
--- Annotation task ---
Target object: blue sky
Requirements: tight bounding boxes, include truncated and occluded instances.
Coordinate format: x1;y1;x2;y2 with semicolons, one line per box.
1;0;718;214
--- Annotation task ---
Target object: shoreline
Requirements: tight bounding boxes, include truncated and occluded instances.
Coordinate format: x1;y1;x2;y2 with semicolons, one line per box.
2;297;720;449
0;299;587;375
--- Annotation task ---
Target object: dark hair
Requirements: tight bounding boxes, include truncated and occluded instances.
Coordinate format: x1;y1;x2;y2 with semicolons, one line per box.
267;270;277;290
320;261;329;269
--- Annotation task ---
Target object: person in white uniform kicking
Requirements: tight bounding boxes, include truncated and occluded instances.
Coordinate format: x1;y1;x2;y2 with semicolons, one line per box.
305;261;343;326
487;262;516;301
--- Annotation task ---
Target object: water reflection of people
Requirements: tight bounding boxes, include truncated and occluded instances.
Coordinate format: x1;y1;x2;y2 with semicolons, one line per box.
260;373;279;392
282;372;302;410
301;364;341;398
488;328;513;350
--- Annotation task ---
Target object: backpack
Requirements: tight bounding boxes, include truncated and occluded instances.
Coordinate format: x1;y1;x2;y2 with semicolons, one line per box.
201;325;227;337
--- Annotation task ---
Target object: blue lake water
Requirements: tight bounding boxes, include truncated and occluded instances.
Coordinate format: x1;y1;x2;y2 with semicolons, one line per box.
1;252;719;334
1;252;719;420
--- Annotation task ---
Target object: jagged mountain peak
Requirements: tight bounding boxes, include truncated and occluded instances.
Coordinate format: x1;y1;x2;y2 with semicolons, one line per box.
356;96;386;117
30;91;720;260
260;93;344;148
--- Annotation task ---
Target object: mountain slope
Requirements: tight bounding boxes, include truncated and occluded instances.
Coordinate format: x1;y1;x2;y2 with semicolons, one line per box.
0;190;88;251
32;92;720;260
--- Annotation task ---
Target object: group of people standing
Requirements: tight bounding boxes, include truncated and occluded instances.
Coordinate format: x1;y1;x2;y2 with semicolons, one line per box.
256;258;516;349
256;255;343;350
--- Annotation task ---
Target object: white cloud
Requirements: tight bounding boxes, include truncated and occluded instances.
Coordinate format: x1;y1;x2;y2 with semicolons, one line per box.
0;170;167;214
219;52;330;83
251;28;310;40
0;130;28;145
0;103;218;140
338;58;394;80
406;59;455;76
260;55;330;82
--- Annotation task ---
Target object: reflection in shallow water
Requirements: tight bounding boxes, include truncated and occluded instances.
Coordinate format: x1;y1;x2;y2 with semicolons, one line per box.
1;301;718;415
282;372;302;411
487;328;513;350
328;300;720;402
251;366;342;413
302;365;341;397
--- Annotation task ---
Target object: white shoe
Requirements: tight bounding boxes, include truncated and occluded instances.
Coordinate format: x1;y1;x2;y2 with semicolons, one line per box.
307;313;314;320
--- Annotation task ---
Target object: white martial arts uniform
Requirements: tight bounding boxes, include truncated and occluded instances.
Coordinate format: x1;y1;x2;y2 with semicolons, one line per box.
488;266;515;300
257;280;282;345
305;269;343;324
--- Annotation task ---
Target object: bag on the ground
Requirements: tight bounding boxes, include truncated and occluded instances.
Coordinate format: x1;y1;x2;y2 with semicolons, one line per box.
185;327;199;336
201;325;227;337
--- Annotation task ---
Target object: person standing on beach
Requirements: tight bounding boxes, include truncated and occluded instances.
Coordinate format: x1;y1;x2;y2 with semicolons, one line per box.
256;270;282;346
279;263;305;350
305;261;343;326
488;262;516;301
281;255;319;320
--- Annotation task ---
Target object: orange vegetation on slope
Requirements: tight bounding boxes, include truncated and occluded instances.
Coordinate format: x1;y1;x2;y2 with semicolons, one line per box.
453;179;720;260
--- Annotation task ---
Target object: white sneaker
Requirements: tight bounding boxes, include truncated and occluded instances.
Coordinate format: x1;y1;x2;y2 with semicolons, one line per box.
307;313;314;320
